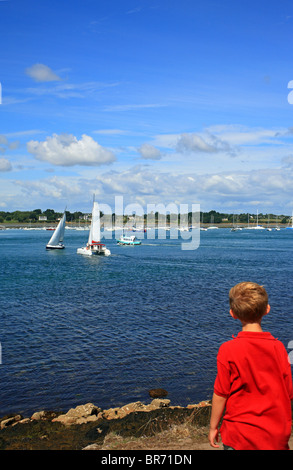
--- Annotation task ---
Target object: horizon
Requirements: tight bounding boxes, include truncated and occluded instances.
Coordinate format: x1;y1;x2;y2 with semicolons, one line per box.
1;1;293;214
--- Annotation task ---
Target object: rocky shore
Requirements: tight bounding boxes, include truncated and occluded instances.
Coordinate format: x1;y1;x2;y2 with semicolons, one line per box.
0;398;213;450
2;398;293;451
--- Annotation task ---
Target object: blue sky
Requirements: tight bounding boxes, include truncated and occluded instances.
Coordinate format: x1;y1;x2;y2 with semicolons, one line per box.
1;0;293;214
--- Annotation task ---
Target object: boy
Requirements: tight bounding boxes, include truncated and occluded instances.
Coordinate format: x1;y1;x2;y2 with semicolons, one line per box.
209;282;293;450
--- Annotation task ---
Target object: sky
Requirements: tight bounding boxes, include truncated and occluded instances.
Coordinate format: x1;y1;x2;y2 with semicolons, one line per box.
1;0;293;215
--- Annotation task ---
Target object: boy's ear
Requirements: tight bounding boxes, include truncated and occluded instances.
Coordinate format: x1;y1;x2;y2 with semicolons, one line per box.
230;309;237;319
264;304;270;316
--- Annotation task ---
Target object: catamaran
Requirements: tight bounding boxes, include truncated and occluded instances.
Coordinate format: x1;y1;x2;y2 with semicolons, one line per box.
46;210;66;249
77;199;111;256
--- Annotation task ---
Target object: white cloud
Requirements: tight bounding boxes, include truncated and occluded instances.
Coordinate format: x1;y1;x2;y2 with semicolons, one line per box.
176;133;217;153
90;164;293;210
16;176;83;200
138;143;162;160
27;133;116;167
25;64;61;82
0;134;20;153
7;161;293;214
0;158;12;171
176;132;236;155
205;124;292;147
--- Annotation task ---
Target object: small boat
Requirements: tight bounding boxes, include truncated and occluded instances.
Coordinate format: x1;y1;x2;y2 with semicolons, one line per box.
132;225;146;232
231;214;242;231
249;210;265;229
286;213;293;230
77;199;111;256
46;210;66;249
117;235;141;246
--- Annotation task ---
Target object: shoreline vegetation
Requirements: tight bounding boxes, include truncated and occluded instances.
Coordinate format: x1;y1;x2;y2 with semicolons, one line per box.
0;398;214;451
1;398;292;451
0;209;291;229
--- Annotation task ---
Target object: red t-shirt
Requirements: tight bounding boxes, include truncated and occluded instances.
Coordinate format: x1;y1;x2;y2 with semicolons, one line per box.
214;331;293;450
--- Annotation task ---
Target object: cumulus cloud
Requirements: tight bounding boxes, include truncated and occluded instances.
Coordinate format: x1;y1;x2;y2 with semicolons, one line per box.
0;158;12;171
9;162;293;214
25;64;61;82
0;134;20;153
91;164;293;209
27;133;116;167
138;143;162;160
176;132;235;155
16;176;83;200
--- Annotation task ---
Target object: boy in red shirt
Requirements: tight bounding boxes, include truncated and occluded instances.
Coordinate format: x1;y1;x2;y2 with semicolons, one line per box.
209;282;293;450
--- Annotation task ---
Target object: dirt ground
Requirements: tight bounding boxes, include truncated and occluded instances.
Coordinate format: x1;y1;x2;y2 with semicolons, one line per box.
94;425;293;451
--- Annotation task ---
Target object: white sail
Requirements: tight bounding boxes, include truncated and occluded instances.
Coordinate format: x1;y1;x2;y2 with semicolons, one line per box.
47;211;66;248
77;198;110;256
88;201;100;244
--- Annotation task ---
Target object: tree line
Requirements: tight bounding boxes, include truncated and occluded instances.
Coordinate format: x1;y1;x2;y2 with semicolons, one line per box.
0;208;290;225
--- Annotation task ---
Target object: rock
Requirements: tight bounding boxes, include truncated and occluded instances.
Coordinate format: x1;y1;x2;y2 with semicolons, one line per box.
149;388;168;398
149;399;170;408
31;411;58;421
187;400;211;409
83;443;101;450
98;401;146;421
98;399;171;421
52;403;101;426
1;414;23;429
18;418;31;425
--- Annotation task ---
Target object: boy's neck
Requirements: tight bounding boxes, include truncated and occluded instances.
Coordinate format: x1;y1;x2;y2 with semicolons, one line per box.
241;322;263;332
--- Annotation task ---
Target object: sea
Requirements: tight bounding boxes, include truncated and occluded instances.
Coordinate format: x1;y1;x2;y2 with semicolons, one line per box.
1;226;293;417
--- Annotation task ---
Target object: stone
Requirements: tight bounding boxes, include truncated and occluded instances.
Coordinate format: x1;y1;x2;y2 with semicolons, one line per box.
31;410;58;421
98;399;171;421
52;403;101;426
187;400;211;409
149;388;168;398
150;399;170;408
0;414;22;429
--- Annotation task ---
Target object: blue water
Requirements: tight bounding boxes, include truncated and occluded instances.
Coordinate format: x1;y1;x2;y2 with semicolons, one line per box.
1;227;293;417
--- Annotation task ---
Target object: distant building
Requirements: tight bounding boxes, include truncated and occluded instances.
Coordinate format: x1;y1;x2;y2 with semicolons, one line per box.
39;216;47;221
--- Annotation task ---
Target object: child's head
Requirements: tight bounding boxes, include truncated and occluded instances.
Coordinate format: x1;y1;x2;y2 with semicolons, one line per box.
229;282;269;323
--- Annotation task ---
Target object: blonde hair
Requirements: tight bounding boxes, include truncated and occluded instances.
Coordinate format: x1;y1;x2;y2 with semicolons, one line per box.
229;282;268;323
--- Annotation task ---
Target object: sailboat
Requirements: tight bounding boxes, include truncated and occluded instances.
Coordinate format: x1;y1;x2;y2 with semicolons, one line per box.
250;210;265;230
46;210;66;249
231;214;242;232
77;199;111;256
285;211;293;230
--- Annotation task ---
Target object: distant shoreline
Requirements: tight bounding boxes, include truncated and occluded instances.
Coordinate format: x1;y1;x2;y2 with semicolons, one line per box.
0;222;290;230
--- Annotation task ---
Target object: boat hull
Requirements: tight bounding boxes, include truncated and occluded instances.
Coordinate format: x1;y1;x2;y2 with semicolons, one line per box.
77;245;111;256
117;240;141;245
46;244;65;249
117;235;141;246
